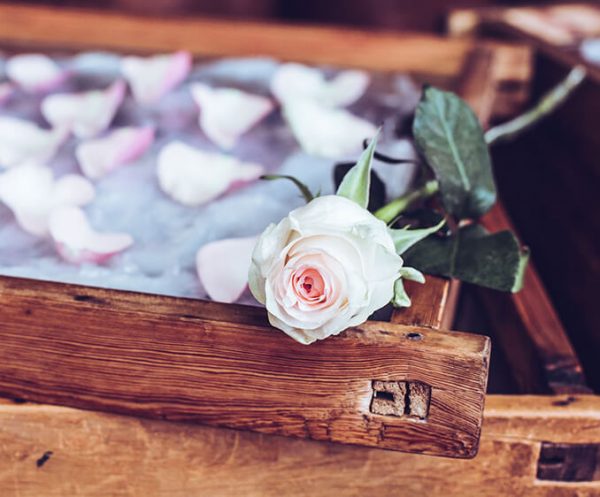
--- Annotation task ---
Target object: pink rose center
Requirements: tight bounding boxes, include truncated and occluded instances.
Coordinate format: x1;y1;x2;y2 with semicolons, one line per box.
293;268;326;303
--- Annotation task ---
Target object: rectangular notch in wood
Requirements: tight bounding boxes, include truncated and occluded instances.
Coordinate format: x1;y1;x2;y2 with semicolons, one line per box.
370;380;431;420
537;442;600;482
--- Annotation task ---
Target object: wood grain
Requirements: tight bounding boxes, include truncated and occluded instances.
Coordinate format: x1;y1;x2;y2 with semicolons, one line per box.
0;3;473;76
0;395;599;496
0;276;489;458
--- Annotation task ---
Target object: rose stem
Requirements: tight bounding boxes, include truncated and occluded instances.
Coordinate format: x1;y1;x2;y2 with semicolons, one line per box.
374;179;439;224
484;65;586;146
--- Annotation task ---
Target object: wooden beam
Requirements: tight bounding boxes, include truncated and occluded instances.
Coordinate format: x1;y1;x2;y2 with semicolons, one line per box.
0;395;598;496
0;3;472;76
0;276;489;458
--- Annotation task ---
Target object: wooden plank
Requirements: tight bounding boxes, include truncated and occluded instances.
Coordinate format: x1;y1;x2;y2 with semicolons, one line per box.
480;203;590;394
0;3;472;76
0;395;599;496
0;276;489;458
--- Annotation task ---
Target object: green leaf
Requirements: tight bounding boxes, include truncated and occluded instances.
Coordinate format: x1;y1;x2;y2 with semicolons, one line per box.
392;278;411;308
389;218;445;255
404;225;529;293
333;162;386;213
336;130;379;208
392;266;425;308
261;175;315;203
413;86;496;219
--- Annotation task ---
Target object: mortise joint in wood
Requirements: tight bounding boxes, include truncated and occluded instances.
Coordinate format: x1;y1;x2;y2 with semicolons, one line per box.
370;381;431;420
537;442;600;482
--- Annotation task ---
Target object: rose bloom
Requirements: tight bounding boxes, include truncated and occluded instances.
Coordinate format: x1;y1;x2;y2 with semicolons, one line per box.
249;195;403;344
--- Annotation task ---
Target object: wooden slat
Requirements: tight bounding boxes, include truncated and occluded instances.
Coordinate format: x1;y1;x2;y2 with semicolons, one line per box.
0;3;472;76
0;276;489;458
0;395;599;496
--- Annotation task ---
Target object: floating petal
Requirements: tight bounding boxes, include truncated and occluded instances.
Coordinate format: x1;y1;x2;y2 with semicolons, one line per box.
76;126;155;180
271;63;370;107
49;206;133;264
41;80;125;138
121;51;192;104
157;141;264;206
6;53;68;92
196;236;258;303
283;100;377;159
0;164;94;236
190;83;273;149
0;117;67;168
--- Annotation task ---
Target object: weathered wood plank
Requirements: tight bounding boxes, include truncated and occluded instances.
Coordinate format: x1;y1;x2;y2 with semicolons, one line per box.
0;395;599;496
0;3;472;76
0;276;489;458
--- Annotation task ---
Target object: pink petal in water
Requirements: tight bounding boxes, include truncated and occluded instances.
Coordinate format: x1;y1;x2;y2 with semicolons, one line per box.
190;83;274;149
196;236;258;303
157;141;264;206
121;51;192;105
41;80;126;138
76;126;155;180
49;206;133;264
6;53;69;93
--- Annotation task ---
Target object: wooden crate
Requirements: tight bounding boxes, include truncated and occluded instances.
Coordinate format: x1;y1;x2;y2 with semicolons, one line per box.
0;4;598;496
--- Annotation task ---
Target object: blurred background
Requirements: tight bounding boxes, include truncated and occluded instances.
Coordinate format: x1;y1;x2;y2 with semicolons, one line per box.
6;0;549;31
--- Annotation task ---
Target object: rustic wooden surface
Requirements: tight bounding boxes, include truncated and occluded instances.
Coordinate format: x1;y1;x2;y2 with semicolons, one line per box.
0;276;490;458
0;3;474;76
447;5;600;84
0;395;599;496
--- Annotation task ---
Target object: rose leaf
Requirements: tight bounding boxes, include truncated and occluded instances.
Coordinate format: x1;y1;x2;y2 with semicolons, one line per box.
333;162;386;212
336;129;379;208
260;174;315;203
413;86;496;220
389;218;445;255
404;224;529;292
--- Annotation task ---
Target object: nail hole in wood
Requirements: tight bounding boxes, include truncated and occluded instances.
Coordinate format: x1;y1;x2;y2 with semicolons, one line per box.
406;332;423;341
370;380;431;420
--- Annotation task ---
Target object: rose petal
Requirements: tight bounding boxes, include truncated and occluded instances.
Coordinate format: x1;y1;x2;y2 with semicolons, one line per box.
283;100;377;159
196;236;258;303
157;141;264;206
0;164;95;236
49;206;133;264
121;51;192;105
0;117;67;168
6;53;69;92
271;63;370;107
41;80;125;138
190;83;274;149
76;126;155;179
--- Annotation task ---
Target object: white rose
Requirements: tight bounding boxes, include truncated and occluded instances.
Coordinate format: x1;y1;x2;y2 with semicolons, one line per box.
249;195;403;344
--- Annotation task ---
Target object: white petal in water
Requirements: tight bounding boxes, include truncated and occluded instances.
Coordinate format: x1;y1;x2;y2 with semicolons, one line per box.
196;236;258;303
0;116;68;168
283;100;377;159
6;53;68;92
121;51;192;105
157;141;264;206
41;80;126;138
190;83;274;149
76;126;155;180
0;164;95;236
49;206;133;264
271;63;370;107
